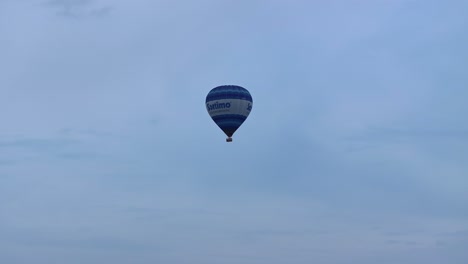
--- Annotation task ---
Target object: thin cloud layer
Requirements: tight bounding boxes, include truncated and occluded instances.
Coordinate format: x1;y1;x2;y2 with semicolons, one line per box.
0;0;467;263
42;0;112;18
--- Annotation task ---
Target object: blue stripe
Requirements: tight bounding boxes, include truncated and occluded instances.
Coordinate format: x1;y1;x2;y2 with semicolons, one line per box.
206;85;253;102
219;127;240;137
218;125;241;137
212;114;247;123
210;114;247;137
206;93;253;102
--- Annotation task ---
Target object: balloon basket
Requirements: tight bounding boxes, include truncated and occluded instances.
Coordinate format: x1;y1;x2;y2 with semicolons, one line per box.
226;137;233;142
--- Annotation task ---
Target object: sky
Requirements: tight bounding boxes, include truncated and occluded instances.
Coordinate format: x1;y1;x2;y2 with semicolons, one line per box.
1;0;468;263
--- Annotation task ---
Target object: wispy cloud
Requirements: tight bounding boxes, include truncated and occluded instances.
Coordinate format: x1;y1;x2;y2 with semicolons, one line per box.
1;0;467;263
345;126;468;143
0;133;107;163
43;0;112;18
0;138;78;149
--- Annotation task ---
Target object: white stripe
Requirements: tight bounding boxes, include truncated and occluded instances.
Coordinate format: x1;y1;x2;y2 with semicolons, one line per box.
206;99;252;118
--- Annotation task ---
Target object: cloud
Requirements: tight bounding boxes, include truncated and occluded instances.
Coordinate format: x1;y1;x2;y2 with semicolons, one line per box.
43;0;112;18
345;126;468;143
0;131;112;164
0;138;78;149
1;0;468;263
2;226;146;251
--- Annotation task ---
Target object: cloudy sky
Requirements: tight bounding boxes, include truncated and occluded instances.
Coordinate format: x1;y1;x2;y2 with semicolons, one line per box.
1;0;468;263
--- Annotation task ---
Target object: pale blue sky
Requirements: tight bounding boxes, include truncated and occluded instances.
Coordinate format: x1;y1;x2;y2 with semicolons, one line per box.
1;0;467;263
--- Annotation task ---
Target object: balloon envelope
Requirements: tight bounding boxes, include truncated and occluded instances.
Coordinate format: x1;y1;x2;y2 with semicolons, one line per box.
206;85;253;141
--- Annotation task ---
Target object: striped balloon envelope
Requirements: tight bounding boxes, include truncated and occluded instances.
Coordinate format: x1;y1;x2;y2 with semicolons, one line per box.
205;85;253;142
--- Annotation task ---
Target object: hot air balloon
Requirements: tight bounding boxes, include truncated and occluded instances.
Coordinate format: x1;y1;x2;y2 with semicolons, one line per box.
206;85;253;142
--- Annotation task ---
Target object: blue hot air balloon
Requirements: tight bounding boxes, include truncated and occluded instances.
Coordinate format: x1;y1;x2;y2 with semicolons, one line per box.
206;85;253;142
